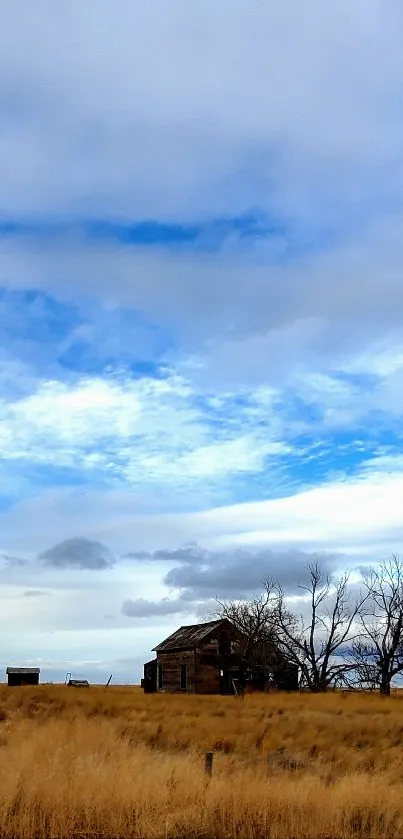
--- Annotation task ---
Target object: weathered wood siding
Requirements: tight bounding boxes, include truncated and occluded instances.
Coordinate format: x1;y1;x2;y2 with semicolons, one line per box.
193;631;222;693
155;630;225;694
194;648;221;694
156;650;196;692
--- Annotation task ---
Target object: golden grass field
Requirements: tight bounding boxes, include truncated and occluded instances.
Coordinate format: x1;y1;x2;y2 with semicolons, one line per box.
1;685;403;838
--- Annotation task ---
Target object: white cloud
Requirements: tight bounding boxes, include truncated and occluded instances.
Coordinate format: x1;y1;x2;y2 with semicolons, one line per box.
0;1;403;224
0;370;291;488
206;471;403;561
2;212;403;396
2;458;403;561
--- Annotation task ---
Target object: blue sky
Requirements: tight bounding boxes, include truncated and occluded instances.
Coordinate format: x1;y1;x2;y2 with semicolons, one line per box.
2;0;403;684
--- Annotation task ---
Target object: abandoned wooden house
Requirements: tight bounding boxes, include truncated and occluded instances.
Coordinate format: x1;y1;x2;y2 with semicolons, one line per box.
6;666;40;686
143;618;299;695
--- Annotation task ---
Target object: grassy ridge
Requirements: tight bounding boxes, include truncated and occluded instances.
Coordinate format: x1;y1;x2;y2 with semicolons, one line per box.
1;685;403;837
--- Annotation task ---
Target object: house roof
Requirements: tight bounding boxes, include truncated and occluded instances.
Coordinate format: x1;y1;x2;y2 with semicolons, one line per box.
6;667;40;674
152;618;234;652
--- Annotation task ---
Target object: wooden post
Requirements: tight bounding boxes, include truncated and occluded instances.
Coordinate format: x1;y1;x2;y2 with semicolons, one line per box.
205;751;213;777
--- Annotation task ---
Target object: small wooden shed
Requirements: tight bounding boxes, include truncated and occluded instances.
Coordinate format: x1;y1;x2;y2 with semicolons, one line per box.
6;666;40;686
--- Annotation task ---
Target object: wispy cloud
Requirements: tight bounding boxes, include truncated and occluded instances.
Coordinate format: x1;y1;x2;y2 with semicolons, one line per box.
0;369;293;493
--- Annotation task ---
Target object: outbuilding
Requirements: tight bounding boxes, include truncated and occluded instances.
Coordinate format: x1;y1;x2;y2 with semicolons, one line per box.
6;667;40;686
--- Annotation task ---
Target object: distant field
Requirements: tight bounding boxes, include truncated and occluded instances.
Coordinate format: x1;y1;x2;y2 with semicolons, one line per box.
1;685;403;838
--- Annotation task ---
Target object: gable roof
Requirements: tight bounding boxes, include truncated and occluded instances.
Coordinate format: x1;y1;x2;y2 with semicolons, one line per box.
152;619;235;652
6;667;40;674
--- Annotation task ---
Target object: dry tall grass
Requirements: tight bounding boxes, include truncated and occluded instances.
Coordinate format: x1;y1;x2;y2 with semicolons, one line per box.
1;685;403;837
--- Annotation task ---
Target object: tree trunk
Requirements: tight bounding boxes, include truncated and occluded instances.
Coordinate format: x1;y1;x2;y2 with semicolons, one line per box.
309;674;328;693
379;672;391;696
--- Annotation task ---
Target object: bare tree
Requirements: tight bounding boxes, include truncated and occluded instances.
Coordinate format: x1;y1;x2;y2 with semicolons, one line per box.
216;580;297;675
275;563;368;692
349;639;381;692
352;555;403;696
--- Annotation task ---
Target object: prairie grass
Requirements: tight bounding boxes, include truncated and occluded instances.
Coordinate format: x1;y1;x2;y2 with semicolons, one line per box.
1;685;403;837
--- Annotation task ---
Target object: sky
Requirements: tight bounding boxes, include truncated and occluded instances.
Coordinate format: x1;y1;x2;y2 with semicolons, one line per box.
2;0;403;684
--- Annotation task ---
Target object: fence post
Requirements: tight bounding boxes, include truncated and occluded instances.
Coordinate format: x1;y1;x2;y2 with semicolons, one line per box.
205;751;213;778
